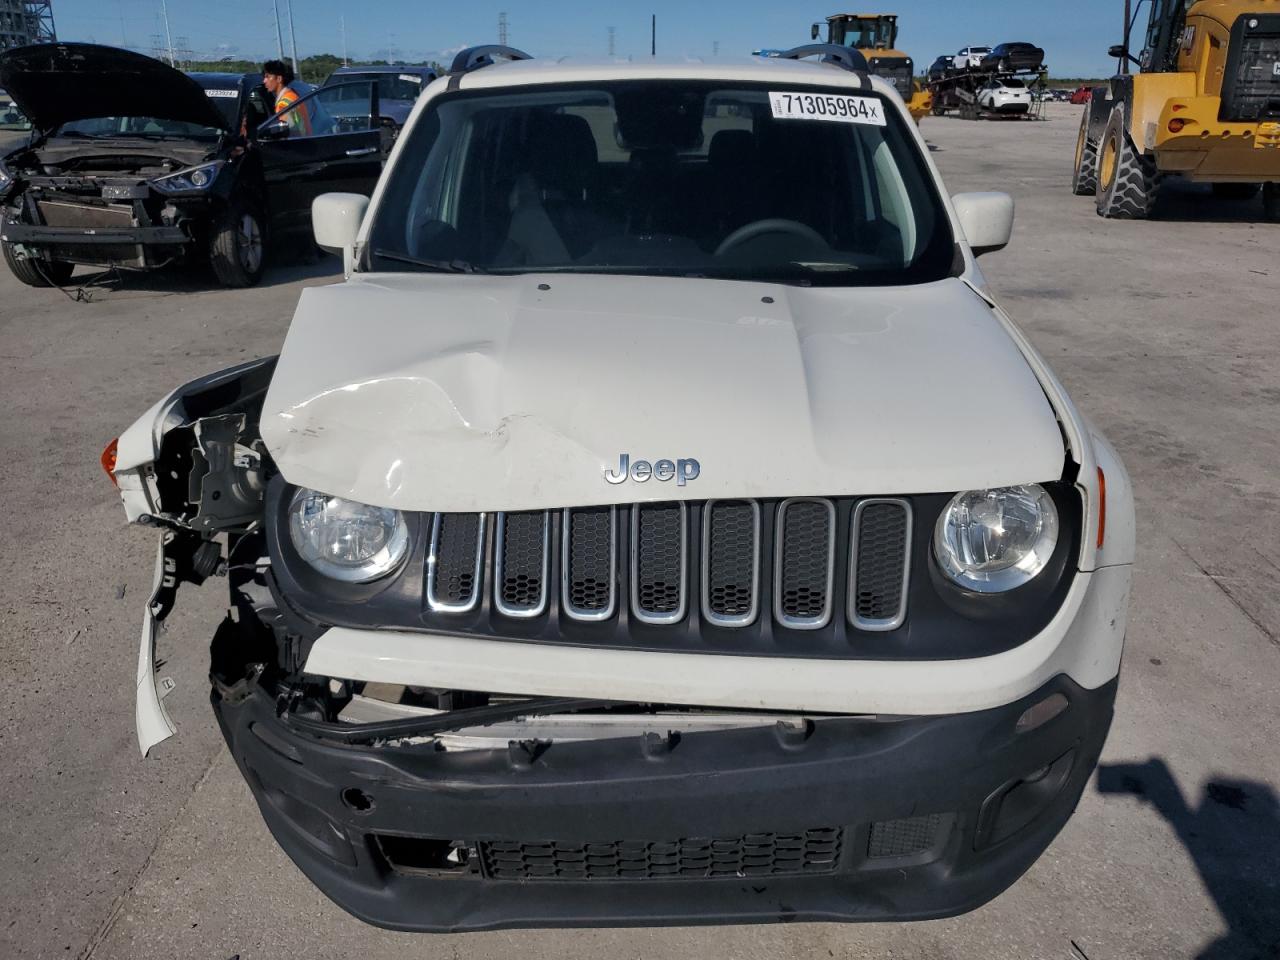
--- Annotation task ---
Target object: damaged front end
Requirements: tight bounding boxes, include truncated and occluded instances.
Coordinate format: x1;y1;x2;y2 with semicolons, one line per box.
108;356;1119;931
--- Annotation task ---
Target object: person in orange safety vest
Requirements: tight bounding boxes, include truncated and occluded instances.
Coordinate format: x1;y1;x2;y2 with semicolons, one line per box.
262;59;312;135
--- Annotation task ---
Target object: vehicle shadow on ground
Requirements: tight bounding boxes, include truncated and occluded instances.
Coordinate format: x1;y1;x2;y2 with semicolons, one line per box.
61;255;341;300
1096;759;1280;960
1153;181;1277;224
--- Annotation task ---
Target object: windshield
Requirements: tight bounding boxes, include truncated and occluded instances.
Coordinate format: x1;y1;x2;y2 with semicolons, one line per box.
366;80;954;287
54;115;221;140
332;73;425;101
846;18;897;48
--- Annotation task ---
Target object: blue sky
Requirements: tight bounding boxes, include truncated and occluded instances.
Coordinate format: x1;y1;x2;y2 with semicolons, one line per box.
53;1;1123;77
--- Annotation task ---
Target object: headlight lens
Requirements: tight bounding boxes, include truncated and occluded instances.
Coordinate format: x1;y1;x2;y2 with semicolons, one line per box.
288;488;409;583
934;484;1059;592
150;160;223;194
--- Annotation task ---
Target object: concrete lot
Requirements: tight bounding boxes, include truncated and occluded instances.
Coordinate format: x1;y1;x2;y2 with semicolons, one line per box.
1;102;1277;960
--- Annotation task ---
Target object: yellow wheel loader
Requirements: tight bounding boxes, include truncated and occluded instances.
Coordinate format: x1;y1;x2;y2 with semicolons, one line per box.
812;14;934;122
1074;0;1280;219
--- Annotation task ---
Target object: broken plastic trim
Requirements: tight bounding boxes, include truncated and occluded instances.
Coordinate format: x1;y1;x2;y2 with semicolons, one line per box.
284;697;623;745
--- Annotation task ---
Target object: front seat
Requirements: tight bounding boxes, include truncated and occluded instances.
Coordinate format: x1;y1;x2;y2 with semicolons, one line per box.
503;113;604;265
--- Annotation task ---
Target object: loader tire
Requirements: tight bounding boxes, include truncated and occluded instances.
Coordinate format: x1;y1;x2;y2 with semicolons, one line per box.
1096;102;1158;219
1071;106;1099;196
2;241;73;287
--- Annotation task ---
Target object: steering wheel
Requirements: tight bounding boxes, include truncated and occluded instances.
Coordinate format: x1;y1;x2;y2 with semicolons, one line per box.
714;218;828;257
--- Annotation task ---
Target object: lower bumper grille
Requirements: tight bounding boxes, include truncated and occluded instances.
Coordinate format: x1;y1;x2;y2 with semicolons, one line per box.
478;827;843;881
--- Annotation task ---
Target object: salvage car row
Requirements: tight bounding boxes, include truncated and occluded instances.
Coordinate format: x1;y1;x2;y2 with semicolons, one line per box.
0;46;429;288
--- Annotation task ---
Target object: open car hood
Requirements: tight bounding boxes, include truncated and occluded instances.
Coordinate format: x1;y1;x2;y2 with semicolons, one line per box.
0;43;230;134
259;274;1067;513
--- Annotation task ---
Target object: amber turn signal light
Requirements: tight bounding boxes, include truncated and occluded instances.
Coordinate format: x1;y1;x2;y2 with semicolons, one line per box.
101;437;119;488
1096;466;1107;550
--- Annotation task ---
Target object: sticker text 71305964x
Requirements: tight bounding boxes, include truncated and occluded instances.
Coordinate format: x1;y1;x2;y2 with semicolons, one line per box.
769;91;886;126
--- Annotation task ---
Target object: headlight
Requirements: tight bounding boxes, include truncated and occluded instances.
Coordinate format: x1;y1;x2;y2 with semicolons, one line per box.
934;484;1059;592
288;488;409;583
150;160;224;194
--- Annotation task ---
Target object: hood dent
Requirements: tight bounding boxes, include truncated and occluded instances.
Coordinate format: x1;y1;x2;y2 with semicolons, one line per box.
261;275;1067;512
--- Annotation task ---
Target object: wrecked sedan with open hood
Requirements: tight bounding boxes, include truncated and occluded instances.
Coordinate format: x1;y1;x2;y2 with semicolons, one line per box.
0;43;386;287
105;45;1134;932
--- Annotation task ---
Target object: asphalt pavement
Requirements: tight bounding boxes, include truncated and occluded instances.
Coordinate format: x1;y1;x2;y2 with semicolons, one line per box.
1;102;1277;960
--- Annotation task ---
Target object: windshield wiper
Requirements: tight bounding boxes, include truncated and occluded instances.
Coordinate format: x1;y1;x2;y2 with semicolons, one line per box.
372;249;484;273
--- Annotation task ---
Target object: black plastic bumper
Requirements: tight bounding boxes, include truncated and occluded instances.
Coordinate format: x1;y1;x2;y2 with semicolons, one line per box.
2;222;189;245
213;674;1117;932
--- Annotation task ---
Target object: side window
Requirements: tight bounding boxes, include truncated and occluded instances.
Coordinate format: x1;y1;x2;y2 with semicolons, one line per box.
265;81;375;140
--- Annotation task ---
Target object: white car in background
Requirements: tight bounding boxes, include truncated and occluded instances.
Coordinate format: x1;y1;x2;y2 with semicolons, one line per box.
954;45;993;69
979;77;1034;114
106;43;1132;932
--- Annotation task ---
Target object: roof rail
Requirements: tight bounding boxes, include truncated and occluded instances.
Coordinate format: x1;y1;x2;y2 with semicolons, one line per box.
775;44;869;74
448;44;533;74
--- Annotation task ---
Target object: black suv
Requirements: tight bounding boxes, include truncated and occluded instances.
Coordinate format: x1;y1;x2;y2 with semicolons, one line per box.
0;43;388;287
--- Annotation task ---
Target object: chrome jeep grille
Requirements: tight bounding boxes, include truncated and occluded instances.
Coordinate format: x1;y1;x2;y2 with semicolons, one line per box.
494;510;550;617
427;512;486;612
562;506;617;619
431;498;914;634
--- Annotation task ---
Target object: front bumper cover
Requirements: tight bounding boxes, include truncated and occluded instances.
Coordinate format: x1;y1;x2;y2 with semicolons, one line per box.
214;673;1117;932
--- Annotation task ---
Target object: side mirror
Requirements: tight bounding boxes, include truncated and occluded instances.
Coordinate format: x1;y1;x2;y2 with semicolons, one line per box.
257;118;290;141
952;191;1014;257
1107;44;1127;59
312;192;371;277
811;23;821;40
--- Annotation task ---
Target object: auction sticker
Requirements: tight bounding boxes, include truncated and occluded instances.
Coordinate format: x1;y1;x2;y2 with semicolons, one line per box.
204;89;239;98
769;91;885;126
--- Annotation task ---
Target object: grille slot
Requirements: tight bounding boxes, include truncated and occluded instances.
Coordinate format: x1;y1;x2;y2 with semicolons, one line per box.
479;827;843;881
867;814;942;860
849;499;912;631
427;513;486;613
701;500;761;627
562;506;617;620
773;498;836;629
631;503;688;624
494;511;550;617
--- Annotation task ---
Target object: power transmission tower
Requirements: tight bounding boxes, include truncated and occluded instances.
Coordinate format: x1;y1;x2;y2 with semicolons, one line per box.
23;1;56;42
712;40;719;57
158;0;176;65
271;0;285;59
498;11;508;45
285;0;299;74
607;26;615;56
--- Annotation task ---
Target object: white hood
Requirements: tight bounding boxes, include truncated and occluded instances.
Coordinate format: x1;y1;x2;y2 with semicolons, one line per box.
260;273;1065;512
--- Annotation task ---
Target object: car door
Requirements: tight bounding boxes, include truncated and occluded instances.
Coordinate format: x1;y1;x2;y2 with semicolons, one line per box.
254;80;382;237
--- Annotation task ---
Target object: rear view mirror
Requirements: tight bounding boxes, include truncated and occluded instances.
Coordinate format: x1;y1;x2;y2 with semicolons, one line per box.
811;23;821;40
952;192;1014;257
312;192;371;276
1107;44;1127;59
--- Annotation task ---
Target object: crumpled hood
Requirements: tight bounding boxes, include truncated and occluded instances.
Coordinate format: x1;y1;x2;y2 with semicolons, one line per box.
0;43;230;134
261;274;1066;512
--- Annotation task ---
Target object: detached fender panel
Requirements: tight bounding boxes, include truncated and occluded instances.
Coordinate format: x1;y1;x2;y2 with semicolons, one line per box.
115;358;278;755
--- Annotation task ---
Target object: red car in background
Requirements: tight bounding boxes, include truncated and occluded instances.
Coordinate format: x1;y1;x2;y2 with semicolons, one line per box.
1069;85;1093;104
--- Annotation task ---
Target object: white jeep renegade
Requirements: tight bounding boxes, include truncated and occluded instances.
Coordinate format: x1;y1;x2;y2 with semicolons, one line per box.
107;44;1134;931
